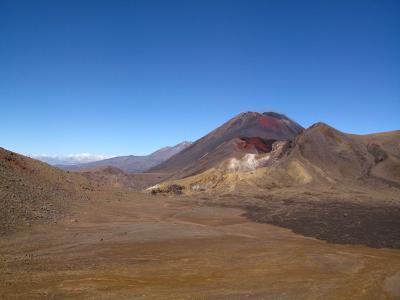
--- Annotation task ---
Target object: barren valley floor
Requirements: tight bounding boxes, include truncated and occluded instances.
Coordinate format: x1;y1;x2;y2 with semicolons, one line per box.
1;193;400;299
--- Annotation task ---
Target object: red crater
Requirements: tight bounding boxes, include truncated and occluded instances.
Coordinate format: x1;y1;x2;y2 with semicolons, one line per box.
236;137;275;153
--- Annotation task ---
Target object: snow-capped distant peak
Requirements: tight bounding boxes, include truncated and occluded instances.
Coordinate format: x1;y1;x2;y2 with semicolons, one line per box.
31;153;113;166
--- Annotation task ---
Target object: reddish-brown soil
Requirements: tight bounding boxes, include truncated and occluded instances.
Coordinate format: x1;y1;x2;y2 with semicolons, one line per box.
1;195;400;299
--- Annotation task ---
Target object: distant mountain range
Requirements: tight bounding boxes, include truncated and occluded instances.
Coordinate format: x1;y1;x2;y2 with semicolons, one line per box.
57;141;192;173
32;153;112;166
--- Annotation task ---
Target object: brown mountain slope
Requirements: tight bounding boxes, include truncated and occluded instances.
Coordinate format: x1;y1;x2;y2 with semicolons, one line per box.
152;123;400;193
350;130;400;185
284;123;400;186
0;147;97;234
225;123;400;189
149;112;303;179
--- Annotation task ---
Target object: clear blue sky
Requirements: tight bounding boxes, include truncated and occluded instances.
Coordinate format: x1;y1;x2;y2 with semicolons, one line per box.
1;0;399;156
